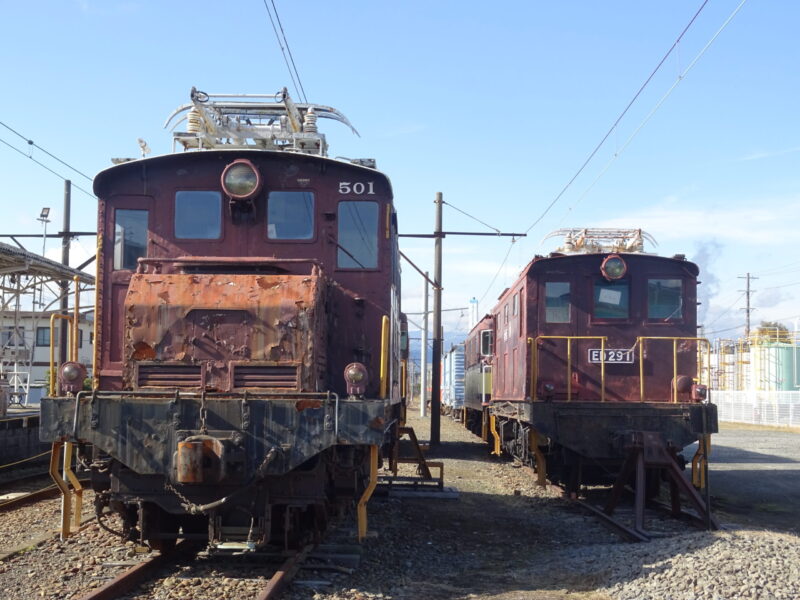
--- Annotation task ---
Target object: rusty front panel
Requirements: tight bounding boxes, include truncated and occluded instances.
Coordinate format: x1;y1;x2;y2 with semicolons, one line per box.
123;272;326;392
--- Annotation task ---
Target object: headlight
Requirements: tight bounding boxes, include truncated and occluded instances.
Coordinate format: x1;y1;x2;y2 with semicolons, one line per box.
344;362;368;396
221;159;261;199
601;254;627;280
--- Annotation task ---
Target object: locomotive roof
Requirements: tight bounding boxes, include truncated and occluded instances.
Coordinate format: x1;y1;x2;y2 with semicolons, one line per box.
524;250;700;277
93;148;393;198
96;87;390;197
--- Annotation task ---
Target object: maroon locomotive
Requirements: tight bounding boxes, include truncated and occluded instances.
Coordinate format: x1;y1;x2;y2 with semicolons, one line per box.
40;88;405;551
464;229;717;532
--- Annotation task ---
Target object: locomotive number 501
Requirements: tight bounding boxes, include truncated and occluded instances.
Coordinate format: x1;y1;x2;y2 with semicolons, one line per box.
339;181;375;195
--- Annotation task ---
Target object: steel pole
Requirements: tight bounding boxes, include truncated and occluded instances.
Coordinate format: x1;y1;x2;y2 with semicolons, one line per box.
59;180;71;367
420;271;429;417
430;193;443;445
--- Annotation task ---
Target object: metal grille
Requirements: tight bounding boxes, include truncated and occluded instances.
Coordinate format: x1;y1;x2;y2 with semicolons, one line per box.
137;363;202;388
233;365;298;389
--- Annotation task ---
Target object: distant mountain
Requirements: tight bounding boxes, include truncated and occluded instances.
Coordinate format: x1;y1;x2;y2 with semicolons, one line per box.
408;331;468;365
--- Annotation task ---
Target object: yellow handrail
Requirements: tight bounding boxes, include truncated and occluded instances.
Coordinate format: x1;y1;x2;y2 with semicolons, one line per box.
528;336;608;402
356;444;378;541
379;315;390;398
49;314;73;396
636;337;711;402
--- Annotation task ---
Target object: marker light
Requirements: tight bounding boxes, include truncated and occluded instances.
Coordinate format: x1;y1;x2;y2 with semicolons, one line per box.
59;361;87;394
601;254;627;280
221;159;262;199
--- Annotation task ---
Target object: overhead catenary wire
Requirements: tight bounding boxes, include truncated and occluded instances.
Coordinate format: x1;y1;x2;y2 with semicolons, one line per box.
262;0;307;103
520;0;723;236
0;135;95;199
0;120;94;183
477;238;517;306
442;200;501;234
558;0;750;221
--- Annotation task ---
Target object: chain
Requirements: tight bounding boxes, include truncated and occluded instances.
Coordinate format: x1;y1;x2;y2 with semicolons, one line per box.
200;392;208;434
164;480;200;513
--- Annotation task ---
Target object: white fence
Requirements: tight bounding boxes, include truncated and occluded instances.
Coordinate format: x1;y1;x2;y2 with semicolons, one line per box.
712;390;800;428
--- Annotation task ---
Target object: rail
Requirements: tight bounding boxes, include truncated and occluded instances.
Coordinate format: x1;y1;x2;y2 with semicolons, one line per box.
636;337;711;403
528;336;608;402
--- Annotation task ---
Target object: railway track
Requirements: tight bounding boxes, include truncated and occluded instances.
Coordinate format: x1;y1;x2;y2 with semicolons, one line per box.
72;540;359;600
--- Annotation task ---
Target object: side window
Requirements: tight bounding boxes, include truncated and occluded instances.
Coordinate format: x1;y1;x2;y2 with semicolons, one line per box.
512;293;519;316
593;280;630;319
648;278;683;320
504;304;509;324
175;191;221;239
337;201;378;269
267;191;315;240
114;209;148;270
480;330;493;356
545;282;571;323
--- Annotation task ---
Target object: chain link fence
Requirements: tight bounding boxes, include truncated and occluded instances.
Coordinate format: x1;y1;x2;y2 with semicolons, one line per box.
712;390;800;427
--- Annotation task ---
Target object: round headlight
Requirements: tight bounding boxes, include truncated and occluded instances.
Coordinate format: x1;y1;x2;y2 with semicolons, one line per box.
601;255;627;280
345;364;366;384
221;159;261;199
61;363;82;382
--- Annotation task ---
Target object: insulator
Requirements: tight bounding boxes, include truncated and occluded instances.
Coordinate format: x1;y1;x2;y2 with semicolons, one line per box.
303;108;318;133
187;107;202;134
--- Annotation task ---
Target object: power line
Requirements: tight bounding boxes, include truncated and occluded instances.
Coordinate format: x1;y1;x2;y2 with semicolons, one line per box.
442;200;501;234
0;135;95;199
0;120;93;182
521;0;732;235
477;238;517;306
270;0;307;103
262;1;307;103
558;0;749;221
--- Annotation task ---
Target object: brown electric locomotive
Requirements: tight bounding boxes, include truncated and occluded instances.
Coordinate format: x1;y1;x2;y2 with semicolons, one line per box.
40;88;405;551
464;228;718;533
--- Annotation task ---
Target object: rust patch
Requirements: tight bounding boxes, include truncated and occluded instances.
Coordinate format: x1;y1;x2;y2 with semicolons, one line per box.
157;290;170;303
368;416;385;430
295;399;322;412
132;342;156;360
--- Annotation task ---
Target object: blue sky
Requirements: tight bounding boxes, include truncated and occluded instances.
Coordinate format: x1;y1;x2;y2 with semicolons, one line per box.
1;1;798;340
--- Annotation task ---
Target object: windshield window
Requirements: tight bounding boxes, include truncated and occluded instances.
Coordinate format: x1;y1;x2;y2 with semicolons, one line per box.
337;201;378;268
175;191;221;239
267;191;315;240
593;280;630;319
648;278;683;319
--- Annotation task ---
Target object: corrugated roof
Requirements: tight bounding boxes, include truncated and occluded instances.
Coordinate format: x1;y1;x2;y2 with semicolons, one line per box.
0;241;94;284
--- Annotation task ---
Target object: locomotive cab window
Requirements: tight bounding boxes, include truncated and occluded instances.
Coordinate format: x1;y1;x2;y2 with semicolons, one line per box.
545;281;571;323
593;280;629;319
648;278;683;320
337;201;378;269
114;209;148;270
175;191;222;239
267;191;315;240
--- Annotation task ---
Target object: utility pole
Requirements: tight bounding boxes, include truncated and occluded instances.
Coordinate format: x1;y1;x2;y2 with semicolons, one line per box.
420;272;429;417
59;181;71;366
398;195;526;445
430;193;443;444
739;273;758;339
